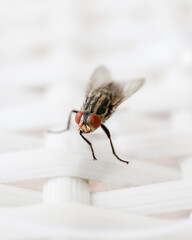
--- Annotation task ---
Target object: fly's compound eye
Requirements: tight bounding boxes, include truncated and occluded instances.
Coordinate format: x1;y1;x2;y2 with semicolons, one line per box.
75;112;83;125
90;113;101;129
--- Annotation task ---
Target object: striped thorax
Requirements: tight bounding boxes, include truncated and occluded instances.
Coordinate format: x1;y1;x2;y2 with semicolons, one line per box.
75;87;113;133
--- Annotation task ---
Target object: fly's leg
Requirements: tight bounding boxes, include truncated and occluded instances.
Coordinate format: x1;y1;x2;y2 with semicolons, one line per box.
48;110;78;133
101;123;129;164
79;130;97;160
65;110;79;131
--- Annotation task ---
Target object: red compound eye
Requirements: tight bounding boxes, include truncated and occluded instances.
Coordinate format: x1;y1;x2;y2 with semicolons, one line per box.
75;112;83;125
90;113;101;129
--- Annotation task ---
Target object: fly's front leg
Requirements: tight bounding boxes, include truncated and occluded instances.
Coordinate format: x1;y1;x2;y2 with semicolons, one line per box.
48;110;78;133
79;130;97;160
101;123;129;164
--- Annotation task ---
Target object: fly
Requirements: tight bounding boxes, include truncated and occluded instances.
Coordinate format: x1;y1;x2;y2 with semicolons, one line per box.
49;66;145;164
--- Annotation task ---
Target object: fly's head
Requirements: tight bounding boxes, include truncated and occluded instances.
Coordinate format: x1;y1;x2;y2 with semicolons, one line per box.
75;111;101;133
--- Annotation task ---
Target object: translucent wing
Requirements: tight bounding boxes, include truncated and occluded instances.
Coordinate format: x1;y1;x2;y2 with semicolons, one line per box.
85;66;112;98
110;78;145;108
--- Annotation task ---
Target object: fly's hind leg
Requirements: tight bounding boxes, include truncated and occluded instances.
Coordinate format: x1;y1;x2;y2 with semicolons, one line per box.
79;130;97;160
48;110;78;133
101;123;129;164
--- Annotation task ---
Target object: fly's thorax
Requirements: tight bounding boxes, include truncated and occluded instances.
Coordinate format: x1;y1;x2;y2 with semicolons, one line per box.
77;89;113;133
82;91;112;122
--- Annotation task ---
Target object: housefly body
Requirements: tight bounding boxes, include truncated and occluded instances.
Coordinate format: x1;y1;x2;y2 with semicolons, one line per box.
49;66;145;164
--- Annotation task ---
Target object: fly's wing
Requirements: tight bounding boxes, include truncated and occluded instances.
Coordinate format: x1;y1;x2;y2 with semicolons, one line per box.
111;78;145;108
85;66;112;98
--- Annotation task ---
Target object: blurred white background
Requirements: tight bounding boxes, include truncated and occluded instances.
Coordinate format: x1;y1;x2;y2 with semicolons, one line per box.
0;1;192;239
0;0;192;137
0;0;192;120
